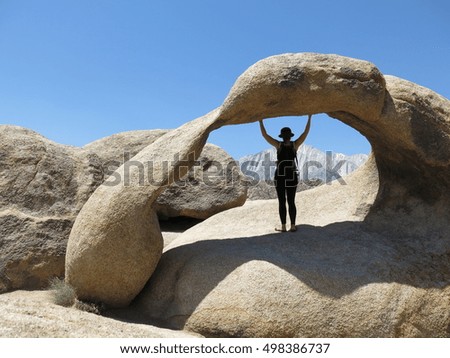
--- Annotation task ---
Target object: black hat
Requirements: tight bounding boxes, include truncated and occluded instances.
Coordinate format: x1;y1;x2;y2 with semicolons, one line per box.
278;127;294;138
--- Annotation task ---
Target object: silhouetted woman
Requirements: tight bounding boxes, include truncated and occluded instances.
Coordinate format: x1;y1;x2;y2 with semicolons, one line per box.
259;115;312;232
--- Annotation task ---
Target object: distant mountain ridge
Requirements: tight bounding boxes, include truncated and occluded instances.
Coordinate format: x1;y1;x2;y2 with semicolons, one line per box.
239;144;368;183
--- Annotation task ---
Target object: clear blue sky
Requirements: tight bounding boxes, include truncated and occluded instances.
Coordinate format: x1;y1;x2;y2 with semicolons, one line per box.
0;0;448;158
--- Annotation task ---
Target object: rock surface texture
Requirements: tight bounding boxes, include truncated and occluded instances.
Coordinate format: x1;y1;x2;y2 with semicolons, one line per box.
66;53;449;337
155;143;246;219
0;127;245;292
85;130;247;220
66;111;222;306
0;290;199;338
0;126;104;292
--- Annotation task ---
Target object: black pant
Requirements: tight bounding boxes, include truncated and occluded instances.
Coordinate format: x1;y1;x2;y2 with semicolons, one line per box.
275;178;297;225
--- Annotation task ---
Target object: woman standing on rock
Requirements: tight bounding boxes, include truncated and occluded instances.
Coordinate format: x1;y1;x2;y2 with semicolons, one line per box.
259;115;312;232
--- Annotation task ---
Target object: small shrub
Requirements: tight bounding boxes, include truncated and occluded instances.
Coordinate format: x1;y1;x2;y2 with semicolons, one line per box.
48;277;75;307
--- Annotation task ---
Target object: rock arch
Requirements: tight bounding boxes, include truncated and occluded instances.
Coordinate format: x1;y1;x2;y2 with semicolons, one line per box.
65;53;450;307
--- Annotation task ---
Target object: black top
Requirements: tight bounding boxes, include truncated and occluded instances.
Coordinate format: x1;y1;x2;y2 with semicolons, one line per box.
275;141;298;183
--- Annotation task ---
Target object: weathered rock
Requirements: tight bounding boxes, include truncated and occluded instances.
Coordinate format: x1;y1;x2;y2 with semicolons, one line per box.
218;53;450;211
134;157;450;337
66;50;450;340
65;110;222;306
155;144;246;219
0;126;104;292
1;126;245;292
84;129;170;176
219;53;386;124
85;130;247;219
0;290;200;338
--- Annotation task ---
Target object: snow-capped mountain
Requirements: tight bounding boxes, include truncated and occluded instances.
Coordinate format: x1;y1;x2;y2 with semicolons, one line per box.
239;144;368;183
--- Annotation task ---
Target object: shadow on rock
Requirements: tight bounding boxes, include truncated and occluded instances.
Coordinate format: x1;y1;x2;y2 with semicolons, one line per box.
132;220;449;337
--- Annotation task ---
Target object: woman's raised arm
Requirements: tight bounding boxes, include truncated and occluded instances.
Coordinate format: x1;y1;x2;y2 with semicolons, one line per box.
259;120;279;148
293;115;312;150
